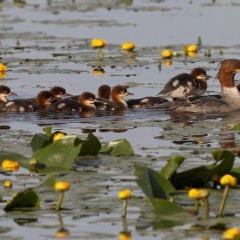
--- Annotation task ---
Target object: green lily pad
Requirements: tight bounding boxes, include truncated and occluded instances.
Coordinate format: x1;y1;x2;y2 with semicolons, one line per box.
100;139;134;156
152;198;186;215
38;173;56;188
209;150;235;178
171;166;210;189
0;151;28;165
31;133;50;152
42;126;53;137
4;189;40;212
134;166;175;201
78;133;101;156
160;156;185;180
30;135;81;169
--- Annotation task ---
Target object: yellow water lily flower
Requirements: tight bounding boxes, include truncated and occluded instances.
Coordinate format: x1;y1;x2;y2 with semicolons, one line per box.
187;44;198;52
91;39;107;48
2;159;20;172
161;49;173;59
118;189;132;200
220;174;237;187
223;228;240;239
55;181;70;191
53;132;66;142
188;188;209;217
122;42;135;51
188;188;209;199
55;181;70;211
0;63;7;72
4;180;12;188
218;174;237;216
118;189;132;218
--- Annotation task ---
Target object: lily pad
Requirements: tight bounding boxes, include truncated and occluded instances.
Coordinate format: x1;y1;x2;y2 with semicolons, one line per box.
160;156;185;180
100;139;134;156
135;166;175;201
152;198;186;215
0;151;28;165
78;133;101;156
4;189;40;212
31;135;81;169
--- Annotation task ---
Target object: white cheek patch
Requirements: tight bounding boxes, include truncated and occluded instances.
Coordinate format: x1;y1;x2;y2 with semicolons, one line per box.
187;81;193;87
140;98;149;103
58;103;66;109
6;102;14;107
19;106;25;112
172;79;179;87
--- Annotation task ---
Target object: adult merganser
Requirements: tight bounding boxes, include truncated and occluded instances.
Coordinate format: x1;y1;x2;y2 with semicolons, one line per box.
45;92;97;113
110;85;133;110
127;96;169;108
0;91;54;112
0;85;17;102
152;59;240;114
158;67;211;103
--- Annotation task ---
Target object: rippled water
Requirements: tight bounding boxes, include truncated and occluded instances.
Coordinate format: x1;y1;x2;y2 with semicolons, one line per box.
1;0;240;239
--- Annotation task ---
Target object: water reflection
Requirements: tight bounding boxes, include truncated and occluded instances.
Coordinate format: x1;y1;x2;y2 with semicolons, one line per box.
55;214;70;238
119;218;131;240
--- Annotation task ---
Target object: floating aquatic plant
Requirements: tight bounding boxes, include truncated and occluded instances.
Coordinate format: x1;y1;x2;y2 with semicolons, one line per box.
218;174;237;217
91;38;107;59
122;42;135;52
55;181;70;211
118;189;132;218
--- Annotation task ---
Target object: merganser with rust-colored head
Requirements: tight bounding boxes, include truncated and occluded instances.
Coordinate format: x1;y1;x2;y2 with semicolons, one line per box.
151;59;240;114
158;67;211;103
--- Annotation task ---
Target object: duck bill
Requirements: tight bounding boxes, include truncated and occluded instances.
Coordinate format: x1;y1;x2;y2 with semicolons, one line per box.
64;93;73;97
206;74;212;80
10;92;17;96
126;92;134;96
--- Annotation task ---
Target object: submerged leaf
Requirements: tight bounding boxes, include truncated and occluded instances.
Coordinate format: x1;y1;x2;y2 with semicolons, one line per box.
4;189;40;212
100;139;134;156
135;166;175;201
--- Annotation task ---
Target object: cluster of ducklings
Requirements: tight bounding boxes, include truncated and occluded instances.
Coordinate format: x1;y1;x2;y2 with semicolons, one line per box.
0;64;212;113
1;57;240;114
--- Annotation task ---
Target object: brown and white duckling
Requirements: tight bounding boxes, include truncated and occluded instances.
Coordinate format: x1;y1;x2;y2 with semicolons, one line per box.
158;67;211;103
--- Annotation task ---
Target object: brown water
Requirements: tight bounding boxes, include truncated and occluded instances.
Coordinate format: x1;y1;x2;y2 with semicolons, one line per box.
1;0;240;239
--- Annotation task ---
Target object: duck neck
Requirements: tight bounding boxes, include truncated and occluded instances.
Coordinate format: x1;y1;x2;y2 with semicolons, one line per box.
221;87;240;110
111;95;127;109
0;95;7;102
